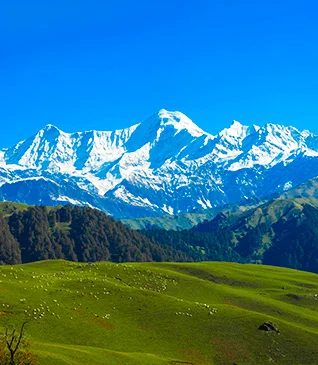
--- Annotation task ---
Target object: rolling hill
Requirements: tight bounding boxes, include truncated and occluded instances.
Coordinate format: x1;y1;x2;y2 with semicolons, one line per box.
0;260;317;365
0;261;318;365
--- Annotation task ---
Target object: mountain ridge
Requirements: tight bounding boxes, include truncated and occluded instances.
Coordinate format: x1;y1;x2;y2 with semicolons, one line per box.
1;109;318;218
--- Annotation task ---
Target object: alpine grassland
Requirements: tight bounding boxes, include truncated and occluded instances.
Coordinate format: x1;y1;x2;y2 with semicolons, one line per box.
0;260;317;364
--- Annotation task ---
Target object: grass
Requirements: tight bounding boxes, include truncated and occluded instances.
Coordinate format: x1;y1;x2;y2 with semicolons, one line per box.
0;201;66;218
0;260;317;364
0;201;30;216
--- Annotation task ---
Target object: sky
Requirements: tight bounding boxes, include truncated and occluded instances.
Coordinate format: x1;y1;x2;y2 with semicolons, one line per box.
1;0;318;148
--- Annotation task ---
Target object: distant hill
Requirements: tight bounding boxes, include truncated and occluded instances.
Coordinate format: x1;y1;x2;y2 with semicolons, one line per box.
277;176;318;200
124;177;318;231
122;207;221;231
141;196;318;273
195;197;318;272
123;200;259;231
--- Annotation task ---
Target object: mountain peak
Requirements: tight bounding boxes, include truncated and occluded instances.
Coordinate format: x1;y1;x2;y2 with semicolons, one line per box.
157;108;186;120
156;109;206;137
158;108;169;115
43;123;60;131
219;120;250;140
40;124;62;137
231;120;243;127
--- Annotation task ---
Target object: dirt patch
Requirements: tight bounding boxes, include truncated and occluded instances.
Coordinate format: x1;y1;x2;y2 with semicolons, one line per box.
223;299;249;311
182;349;208;365
211;337;253;364
92;316;115;330
74;310;115;330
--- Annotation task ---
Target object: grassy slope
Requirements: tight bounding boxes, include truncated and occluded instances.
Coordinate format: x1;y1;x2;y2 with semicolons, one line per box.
279;177;318;200
0;201;30;216
0;261;317;365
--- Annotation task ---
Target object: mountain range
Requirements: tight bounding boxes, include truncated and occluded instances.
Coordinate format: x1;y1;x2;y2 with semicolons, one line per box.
2;109;318;218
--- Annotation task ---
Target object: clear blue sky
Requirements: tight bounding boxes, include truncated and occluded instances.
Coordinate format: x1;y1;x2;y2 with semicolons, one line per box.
1;0;318;148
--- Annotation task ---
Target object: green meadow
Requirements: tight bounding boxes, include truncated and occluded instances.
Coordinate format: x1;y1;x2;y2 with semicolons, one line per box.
0;260;317;364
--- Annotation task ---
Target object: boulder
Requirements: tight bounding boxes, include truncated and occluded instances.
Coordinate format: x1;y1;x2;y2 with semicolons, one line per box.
258;321;280;333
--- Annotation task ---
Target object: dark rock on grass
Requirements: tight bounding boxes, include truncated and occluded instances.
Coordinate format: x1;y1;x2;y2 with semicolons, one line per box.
258;321;280;333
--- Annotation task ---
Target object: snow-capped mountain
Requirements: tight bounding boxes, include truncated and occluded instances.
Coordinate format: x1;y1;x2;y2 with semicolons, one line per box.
1;109;318;218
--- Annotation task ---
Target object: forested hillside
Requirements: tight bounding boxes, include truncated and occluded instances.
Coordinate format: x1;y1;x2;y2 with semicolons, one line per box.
142;198;318;273
1;197;318;274
0;205;190;264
